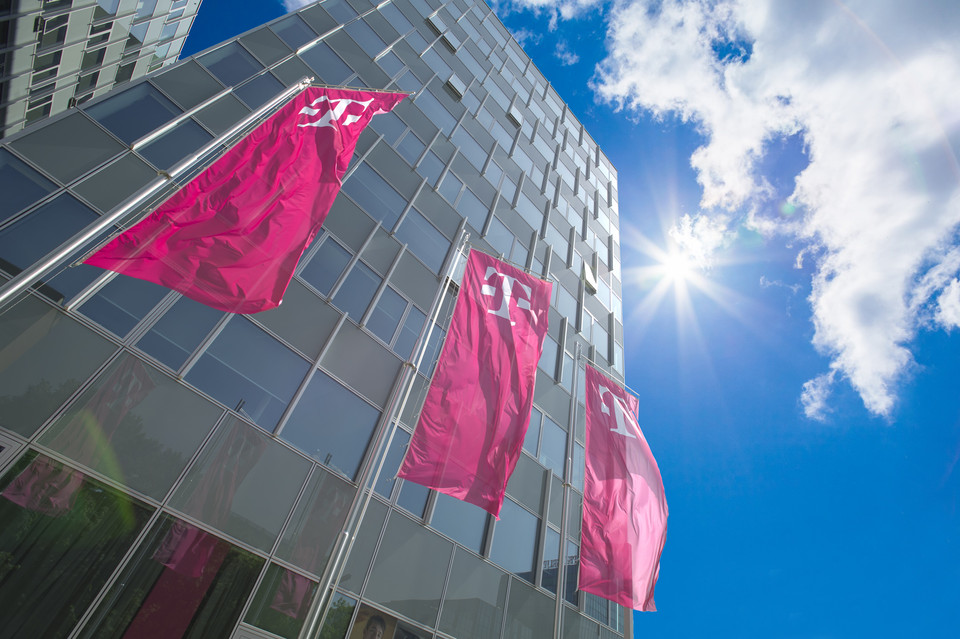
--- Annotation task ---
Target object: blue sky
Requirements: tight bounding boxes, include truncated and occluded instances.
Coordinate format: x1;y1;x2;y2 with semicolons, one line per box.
186;1;960;636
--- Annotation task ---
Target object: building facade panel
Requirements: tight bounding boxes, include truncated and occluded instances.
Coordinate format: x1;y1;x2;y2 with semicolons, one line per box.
0;0;627;637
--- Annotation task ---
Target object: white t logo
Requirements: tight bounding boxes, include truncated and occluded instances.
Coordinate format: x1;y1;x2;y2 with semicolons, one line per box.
297;96;374;128
598;385;637;439
481;267;533;326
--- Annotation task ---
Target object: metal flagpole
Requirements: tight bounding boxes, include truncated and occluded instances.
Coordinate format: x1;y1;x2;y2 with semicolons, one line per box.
298;232;469;639
0;77;318;313
553;341;583;639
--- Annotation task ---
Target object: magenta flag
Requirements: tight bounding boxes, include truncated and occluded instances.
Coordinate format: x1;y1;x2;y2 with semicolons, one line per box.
85;87;405;314
398;250;551;517
580;364;668;611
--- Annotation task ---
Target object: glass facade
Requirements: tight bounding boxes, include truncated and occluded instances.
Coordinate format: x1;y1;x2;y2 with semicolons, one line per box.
0;1;624;638
0;0;203;139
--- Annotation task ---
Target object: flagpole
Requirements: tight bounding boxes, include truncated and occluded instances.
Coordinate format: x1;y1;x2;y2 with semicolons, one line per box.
0;77;315;313
553;341;583;639
298;231;469;639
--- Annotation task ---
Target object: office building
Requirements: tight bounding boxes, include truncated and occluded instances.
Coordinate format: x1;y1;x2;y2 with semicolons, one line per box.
0;0;625;637
1;0;202;138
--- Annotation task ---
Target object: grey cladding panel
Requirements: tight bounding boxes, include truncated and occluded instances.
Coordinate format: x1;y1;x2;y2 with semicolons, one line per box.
392;251;439;311
324;196;375;252
533;369;570;427
321;320;402;407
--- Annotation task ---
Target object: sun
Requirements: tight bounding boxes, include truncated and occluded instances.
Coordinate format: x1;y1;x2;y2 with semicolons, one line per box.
660;247;698;285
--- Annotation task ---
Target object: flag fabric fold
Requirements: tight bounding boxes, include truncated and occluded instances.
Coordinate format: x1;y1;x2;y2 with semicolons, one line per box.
580;364;668;611
85;87;405;314
398;250;552;517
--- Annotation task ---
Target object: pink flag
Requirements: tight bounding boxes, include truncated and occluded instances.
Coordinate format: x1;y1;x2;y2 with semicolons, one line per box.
398;250;551;517
85;87;405;314
580;364;668;611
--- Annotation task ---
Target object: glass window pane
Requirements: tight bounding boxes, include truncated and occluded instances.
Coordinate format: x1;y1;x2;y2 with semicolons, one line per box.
374;428;409;498
504;577;553;639
369;110;406;145
152;60;223;110
299;236;351;296
73;153;157;214
275;465;355;575
505;452;546;514
255;280;339;359
323;0;358;23
377;50;404;78
170;418;311;550
340;499;387;594
0;452;153;639
272;14;317;50
139;118;212;170
397;478;429;517
367;285;407;344
0;297;115;437
39;354;222;499
235;72;285;110
279;371;381;480
332;261;381;320
439;549;509;639
439;171;462;203
456;187;488;233
523;406;541;454
298;42;352;85
396;208;449;272
365;513;453;626
244;563;318;639
137;295;224;370
185;318;310;429
417;150;444;185
431;492;487;554
564;539;580;605
345;19;386;57
489;498;538;581
397;130;424;164
240;27;291;66
393;305;425;359
539;415;566;478
10;112;124;184
541;527;561;594
195;93;250;134
198;41;264;87
414;91;455;135
79;515;263;638
342;163;406;229
85;82;182;145
0;148;56;223
317;593;356;639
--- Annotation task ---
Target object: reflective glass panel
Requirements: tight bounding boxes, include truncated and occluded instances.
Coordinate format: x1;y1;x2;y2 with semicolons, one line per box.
39;354;222;499
79;515;263;638
0;296;115;437
169;418;311;550
332;261;381;320
0;452;152;639
340;499;387;594
0;148;56;223
504;577;553;639
341;163;406;228
431;492;487;554
272;14;317;49
235;72;285;109
139;118;212;169
85;82;182;144
541;527;561;594
185;318;310;429
79;275;168;337
365;513;452;626
198;41;264;87
137;295;224;371
393;305;425;359
299;42;352;85
279;370;381;480
299;236;352;296
539;415;566;478
439;549;509;639
10;112;124;184
244;563;317;639
396;208;448;272
489;498;538;582
367;285;407;344
275;466;355;575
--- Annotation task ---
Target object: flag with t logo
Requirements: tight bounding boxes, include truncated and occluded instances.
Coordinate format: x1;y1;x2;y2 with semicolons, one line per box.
581;364;668;611
398;250;551;517
86;87;405;314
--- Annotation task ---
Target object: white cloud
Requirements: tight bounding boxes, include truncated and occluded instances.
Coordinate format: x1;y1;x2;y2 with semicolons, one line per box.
668;213;731;269
937;279;960;330
801;371;836;422
589;0;960;418
511;27;543;48
281;0;313;11
555;41;580;66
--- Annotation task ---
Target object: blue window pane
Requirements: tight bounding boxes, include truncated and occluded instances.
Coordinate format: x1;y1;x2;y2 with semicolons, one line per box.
393;305;425;359
374;428;410;498
439;172;462;203
489;498;538;581
415;91;455;135
299;42;351;85
198;42;263;87
538;415;566;478
396;208;449;272
431;492;487;554
457;187;488;231
344;19;385;57
323;0;357;23
280;371;381;479
85;82;181;144
234;72;284;110
137;296;224;370
366;285;407;344
186;318;309;429
299;237;351;296
397;130;424;164
139;118;212;170
341;163;406;228
418;150;444;185
271;14;317;50
369;111;406;145
0;149;56;224
523;407;541;455
331;262;380;319
79;275;168;337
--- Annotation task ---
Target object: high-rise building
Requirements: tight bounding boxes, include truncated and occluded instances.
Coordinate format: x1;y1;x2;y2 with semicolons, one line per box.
0;1;625;638
0;0;203;138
